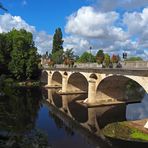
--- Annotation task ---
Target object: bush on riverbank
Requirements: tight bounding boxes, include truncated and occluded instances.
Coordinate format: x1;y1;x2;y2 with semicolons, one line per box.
0;75;41;96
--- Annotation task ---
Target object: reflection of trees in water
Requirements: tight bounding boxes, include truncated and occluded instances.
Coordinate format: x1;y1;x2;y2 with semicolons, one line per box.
0;87;49;147
125;80;145;101
48;111;74;136
0;87;42;132
0;129;49;148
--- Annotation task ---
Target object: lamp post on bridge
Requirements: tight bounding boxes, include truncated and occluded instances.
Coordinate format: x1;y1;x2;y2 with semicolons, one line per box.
123;52;127;61
89;46;92;63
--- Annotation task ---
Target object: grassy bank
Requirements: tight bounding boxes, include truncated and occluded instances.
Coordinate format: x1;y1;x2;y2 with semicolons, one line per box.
102;121;148;142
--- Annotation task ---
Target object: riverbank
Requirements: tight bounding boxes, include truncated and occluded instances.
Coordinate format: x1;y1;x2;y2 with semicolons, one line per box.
15;80;41;87
102;119;148;142
0;77;41;96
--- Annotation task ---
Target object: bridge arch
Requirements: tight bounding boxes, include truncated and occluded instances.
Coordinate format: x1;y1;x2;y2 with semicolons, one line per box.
51;71;62;86
52;93;62;108
89;73;98;80
96;75;146;101
67;72;88;91
68;101;88;123
41;70;48;85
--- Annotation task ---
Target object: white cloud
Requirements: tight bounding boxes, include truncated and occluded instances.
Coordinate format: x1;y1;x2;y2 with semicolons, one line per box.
123;7;148;58
65;6;121;38
34;31;52;54
0;13;35;33
65;6;148;59
65;6;129;55
0;13;52;54
64;35;90;55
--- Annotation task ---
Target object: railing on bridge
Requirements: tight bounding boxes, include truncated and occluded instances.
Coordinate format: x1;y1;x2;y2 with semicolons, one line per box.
43;61;148;69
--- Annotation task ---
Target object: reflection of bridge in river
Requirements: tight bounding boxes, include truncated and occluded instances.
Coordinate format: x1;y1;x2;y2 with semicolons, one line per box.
42;68;148;105
44;89;126;134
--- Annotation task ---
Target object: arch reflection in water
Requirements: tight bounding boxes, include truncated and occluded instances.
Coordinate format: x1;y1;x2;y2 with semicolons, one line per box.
45;89;126;133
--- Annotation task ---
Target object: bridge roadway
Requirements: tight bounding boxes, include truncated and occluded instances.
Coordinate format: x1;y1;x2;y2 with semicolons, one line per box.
42;67;148;106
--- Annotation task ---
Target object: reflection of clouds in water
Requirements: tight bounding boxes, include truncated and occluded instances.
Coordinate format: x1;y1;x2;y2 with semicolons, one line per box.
126;94;148;120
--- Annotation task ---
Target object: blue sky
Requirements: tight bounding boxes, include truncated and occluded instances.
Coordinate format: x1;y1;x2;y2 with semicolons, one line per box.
0;0;148;59
2;0;91;34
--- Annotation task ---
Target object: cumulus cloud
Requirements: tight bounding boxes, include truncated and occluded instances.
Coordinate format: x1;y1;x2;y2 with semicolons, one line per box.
0;13;52;54
64;35;90;55
65;6;124;39
65;6;148;59
123;7;148;58
0;13;35;33
65;6;129;55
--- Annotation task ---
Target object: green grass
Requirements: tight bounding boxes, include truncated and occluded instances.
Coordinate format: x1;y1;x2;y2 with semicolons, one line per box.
130;128;148;141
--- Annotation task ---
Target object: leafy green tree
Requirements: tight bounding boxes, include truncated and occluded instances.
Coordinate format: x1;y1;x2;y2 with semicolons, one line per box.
4;29;40;80
63;48;75;65
77;52;96;63
9;49;26;80
64;48;74;60
52;28;63;54
104;54;110;67
126;56;143;61
26;48;40;79
96;49;105;64
0;33;12;74
51;49;63;64
111;54;120;63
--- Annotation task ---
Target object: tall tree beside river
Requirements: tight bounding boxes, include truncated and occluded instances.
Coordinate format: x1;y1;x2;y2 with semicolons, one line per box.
0;29;40;80
51;28;64;64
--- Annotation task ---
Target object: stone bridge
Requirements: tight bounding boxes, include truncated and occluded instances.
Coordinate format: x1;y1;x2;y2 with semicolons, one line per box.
41;68;148;104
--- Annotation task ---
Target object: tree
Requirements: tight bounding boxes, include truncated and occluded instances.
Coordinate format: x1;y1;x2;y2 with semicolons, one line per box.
0;2;7;11
26;47;40;79
52;28;63;54
111;54;120;63
51;49;63;64
4;29;40;80
77;52;96;63
96;49;105;64
104;54;110;67
126;56;143;61
63;48;75;65
0;33;12;74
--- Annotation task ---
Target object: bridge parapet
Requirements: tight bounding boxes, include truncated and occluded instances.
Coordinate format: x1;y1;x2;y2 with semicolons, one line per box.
43;61;148;69
44;67;148;77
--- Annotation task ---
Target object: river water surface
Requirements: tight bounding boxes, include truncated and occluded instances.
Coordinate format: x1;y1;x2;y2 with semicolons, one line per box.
0;87;148;148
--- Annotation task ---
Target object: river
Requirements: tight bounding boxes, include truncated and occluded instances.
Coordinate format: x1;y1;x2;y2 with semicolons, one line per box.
0;86;147;148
